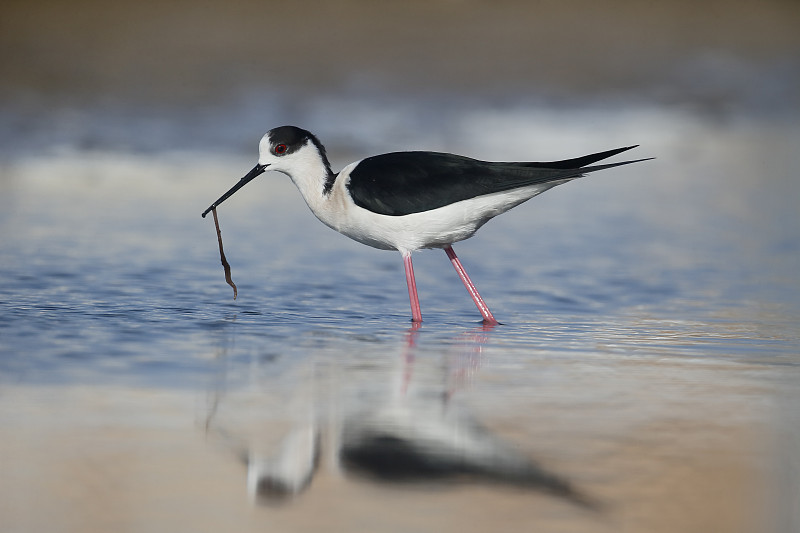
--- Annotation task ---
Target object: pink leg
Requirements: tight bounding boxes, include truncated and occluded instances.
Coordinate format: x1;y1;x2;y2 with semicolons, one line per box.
444;245;500;325
403;252;423;323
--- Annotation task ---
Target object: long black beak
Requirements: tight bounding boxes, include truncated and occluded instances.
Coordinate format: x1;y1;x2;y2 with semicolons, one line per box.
201;164;267;218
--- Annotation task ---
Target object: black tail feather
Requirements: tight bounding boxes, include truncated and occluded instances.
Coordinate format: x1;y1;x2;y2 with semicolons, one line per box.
581;157;654;174
526;145;640;170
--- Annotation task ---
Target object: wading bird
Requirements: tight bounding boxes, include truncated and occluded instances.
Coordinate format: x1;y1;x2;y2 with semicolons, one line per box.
203;126;648;324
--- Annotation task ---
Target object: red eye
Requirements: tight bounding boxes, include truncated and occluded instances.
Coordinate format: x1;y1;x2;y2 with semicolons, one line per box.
274;144;287;155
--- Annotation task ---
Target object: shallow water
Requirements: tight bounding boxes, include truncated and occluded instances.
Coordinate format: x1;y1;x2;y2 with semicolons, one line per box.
1;99;798;532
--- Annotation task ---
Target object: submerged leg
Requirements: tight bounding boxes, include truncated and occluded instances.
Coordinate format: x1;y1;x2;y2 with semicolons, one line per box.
444;245;500;325
403;252;423;323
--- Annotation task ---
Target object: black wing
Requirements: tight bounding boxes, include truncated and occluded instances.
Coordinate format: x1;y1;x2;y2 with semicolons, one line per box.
346;146;646;216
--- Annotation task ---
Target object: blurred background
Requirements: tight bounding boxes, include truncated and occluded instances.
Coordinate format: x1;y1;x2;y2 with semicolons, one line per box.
1;1;799;532
1;0;798;155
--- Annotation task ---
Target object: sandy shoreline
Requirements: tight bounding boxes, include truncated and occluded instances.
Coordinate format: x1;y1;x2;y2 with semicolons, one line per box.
0;378;778;533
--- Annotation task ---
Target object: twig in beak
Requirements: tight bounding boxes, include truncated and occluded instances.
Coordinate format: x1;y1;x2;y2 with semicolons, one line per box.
211;207;237;300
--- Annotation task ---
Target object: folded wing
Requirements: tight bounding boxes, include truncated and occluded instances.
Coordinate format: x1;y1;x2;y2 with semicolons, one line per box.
347;146;647;216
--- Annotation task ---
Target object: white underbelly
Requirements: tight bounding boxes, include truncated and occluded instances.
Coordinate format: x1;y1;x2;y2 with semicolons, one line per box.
316;181;565;253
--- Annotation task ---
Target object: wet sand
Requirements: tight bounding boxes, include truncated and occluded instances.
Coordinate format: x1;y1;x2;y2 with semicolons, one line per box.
0;359;784;533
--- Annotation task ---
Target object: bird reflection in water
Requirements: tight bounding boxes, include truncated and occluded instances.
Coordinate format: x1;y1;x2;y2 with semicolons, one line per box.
206;325;596;509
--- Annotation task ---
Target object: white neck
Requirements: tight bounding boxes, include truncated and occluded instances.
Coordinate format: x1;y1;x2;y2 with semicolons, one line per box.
275;149;334;218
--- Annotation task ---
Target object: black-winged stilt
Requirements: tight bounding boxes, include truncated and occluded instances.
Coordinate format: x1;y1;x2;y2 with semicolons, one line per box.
202;126;649;324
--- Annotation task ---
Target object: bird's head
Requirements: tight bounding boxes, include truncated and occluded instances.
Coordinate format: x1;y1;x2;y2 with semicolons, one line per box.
258;125;330;174
202;125;332;218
